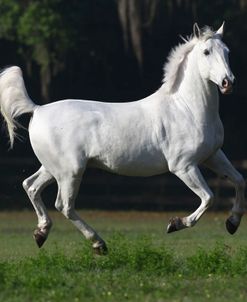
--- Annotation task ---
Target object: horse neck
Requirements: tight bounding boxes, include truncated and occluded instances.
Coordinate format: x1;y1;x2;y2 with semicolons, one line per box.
175;53;219;124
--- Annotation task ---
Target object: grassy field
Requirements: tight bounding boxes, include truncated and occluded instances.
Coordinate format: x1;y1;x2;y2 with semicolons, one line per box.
0;210;247;302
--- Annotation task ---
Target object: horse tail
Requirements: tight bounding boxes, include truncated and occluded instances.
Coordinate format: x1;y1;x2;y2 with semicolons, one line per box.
0;66;38;148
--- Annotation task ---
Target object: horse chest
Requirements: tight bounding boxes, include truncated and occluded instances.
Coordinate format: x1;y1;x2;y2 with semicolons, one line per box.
197;121;224;152
163;119;224;170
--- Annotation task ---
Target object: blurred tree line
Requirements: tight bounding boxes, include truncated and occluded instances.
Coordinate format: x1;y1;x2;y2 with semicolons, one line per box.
0;0;247;159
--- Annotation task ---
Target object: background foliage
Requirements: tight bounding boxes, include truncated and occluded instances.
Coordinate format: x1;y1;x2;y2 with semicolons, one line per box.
0;0;247;157
0;0;247;151
0;0;247;209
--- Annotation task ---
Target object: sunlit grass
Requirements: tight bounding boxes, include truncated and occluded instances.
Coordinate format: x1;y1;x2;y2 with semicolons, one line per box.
0;210;247;301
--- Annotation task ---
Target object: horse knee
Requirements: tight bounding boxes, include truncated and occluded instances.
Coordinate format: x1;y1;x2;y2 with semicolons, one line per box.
22;179;29;192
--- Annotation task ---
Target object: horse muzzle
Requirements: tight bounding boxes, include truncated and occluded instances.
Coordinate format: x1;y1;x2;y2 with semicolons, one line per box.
219;77;233;95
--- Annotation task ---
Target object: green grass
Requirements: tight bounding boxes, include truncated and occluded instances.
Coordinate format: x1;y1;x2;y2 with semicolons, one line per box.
0;210;247;301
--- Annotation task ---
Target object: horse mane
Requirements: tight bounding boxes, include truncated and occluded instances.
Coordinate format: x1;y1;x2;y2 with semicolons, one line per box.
162;26;215;93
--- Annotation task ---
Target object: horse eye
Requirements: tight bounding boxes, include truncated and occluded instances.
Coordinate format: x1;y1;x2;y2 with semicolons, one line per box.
204;49;210;56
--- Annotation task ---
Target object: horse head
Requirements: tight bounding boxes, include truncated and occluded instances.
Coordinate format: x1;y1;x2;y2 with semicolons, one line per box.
193;22;235;95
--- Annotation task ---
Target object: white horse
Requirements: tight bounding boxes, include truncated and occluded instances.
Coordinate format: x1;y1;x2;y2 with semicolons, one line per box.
0;23;245;254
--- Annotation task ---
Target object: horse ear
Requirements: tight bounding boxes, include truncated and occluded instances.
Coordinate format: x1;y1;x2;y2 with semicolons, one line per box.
193;23;201;38
216;21;225;38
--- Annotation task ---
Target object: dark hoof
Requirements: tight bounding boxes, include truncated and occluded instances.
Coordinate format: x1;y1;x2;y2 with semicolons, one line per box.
93;241;108;255
167;217;184;233
33;229;47;248
225;218;238;235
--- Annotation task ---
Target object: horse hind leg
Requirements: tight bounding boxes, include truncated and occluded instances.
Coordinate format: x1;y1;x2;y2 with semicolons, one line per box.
22;166;55;247
55;170;107;255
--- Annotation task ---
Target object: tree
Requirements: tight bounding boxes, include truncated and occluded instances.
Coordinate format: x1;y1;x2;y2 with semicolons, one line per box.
117;0;159;70
0;0;77;102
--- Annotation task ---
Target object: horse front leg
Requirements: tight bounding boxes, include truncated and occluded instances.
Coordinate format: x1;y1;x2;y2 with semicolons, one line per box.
204;149;246;234
167;165;214;233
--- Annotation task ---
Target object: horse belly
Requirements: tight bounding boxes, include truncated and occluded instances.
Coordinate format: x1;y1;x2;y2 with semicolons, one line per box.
89;149;168;177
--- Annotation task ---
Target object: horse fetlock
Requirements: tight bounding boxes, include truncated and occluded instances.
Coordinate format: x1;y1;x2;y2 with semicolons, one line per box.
38;220;52;233
232;208;245;217
92;240;108;255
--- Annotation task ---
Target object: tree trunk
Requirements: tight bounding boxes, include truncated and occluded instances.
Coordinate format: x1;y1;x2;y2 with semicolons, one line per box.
34;43;51;103
40;64;51;103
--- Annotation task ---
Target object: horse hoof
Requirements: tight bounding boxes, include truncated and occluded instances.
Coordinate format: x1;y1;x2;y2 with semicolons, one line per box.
93;241;108;255
225;217;238;235
33;229;47;248
167;217;184;233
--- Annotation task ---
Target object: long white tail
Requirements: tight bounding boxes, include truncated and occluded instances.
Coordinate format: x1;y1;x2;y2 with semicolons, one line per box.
0;66;38;147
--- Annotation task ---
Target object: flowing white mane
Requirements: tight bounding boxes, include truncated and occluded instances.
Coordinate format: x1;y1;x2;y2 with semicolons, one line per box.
162;27;215;93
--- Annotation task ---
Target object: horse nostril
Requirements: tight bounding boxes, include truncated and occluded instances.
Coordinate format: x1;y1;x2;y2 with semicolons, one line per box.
222;78;229;88
220;77;233;94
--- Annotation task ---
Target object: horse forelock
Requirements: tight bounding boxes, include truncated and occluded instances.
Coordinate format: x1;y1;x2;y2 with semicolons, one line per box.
199;26;215;41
